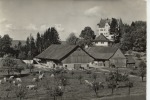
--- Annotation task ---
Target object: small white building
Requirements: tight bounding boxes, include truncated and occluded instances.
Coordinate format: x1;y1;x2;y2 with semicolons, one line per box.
93;34;111;47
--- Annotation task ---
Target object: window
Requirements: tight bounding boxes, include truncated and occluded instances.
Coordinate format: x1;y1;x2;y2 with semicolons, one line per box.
100;29;103;31
101;42;104;44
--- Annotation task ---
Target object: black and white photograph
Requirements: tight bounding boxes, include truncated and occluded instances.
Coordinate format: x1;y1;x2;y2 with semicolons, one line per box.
0;0;147;100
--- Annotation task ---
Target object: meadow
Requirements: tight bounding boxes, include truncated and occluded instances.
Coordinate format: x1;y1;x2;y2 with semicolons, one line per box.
0;68;146;100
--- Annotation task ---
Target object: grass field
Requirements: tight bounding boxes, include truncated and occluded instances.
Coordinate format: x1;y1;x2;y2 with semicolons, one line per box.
0;68;146;100
92;94;146;100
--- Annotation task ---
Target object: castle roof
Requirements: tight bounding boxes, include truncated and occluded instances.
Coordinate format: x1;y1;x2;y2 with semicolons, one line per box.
97;18;111;28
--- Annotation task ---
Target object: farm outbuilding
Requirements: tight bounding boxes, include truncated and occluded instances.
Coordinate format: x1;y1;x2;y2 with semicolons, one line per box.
36;44;94;70
126;55;135;68
86;46;127;68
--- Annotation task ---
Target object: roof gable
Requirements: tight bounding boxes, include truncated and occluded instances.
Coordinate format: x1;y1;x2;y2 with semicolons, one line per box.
86;46;119;60
94;34;110;42
36;44;80;60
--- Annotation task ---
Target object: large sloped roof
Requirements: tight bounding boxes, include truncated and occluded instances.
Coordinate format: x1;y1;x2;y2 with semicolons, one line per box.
36;44;80;61
86;46;119;60
97;19;111;28
94;34;110;42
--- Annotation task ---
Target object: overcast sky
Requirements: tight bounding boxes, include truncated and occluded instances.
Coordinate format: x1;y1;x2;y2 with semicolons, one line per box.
0;0;146;41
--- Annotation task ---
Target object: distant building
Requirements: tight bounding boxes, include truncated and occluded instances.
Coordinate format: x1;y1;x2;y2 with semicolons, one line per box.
93;33;112;46
97;18;122;42
126;55;135;68
36;44;94;70
86;46;126;68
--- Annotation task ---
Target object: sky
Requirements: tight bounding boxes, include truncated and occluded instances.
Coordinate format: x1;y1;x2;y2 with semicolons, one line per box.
0;0;146;41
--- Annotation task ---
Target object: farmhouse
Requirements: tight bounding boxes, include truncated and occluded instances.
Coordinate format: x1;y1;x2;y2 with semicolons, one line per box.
35;44;94;70
86;46;126;68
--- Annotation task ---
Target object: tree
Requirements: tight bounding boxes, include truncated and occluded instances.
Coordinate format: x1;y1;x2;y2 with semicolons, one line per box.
79;27;95;47
42;27;61;50
24;37;30;56
15;64;25;75
17;41;22;51
36;32;42;53
15;86;28;100
66;33;79;45
51;27;61;44
2;57;17;75
110;18;118;33
18;52;26;60
92;82;101;97
59;74;69;90
106;72;118;95
0;34;12;55
126;81;133;95
121;32;133;51
138;61;146;82
121;21;146;52
110;18;122;43
78;74;83;84
48;86;64;100
92;73;97;82
30;35;36;57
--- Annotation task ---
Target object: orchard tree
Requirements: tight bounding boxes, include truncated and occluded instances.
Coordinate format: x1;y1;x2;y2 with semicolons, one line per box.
78;74;83;84
138;61;146;82
2;57;17;75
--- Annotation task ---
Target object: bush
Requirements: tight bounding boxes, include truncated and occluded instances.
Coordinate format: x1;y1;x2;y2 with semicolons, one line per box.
78;74;83;84
15;86;28;100
70;70;74;77
48;86;64;100
92;73;97;81
86;70;92;74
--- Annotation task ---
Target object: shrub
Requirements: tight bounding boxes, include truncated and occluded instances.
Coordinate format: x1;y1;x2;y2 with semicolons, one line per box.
70;70;74;77
15;86;28;100
48;86;64;100
138;61;146;82
86;70;92;74
78;74;83;84
92;73;97;81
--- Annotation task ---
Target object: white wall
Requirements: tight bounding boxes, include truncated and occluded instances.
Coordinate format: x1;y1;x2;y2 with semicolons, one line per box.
95;42;108;46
